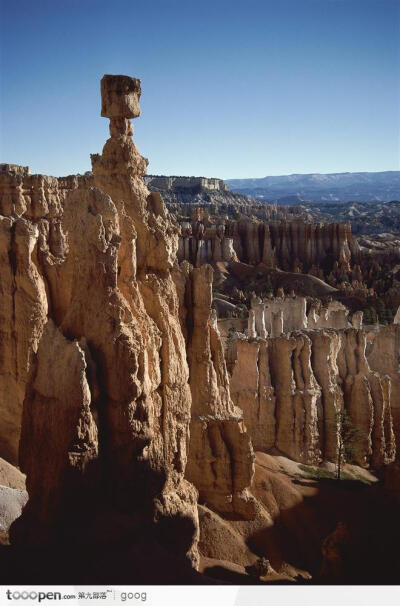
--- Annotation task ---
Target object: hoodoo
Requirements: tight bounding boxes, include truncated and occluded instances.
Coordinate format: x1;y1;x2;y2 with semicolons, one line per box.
8;75;201;574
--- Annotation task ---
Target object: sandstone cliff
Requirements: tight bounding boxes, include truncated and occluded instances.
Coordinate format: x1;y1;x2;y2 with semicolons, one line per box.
176;215;358;272
0;168;93;463
228;328;396;468
366;324;400;448
173;263;255;518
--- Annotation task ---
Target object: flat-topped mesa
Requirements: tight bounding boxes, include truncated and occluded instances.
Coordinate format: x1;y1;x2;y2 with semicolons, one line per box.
144;175;228;193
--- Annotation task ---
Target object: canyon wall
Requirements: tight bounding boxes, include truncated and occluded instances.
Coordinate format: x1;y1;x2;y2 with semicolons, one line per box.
144;175;228;192
228;328;396;468
0;168;94;464
173;263;255;518
176;215;360;271
1;74;397;584
366;324;400;448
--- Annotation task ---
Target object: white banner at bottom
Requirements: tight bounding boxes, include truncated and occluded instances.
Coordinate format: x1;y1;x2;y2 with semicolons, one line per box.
0;586;399;606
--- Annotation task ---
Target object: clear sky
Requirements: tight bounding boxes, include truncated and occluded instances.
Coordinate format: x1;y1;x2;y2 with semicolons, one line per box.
0;0;399;179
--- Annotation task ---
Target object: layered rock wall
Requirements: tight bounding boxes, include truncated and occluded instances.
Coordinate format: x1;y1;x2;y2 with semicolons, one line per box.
144;175;227;192
0;168;94;463
176;216;359;271
228;328;396;468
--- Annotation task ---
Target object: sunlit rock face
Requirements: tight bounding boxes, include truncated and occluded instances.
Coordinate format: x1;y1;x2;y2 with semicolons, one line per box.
5;75;201;568
173;263;256;519
228;326;396;469
0;74;258;576
366;324;400;450
175;215;357;272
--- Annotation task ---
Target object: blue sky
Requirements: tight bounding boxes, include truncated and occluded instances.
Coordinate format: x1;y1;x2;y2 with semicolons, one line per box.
0;0;399;178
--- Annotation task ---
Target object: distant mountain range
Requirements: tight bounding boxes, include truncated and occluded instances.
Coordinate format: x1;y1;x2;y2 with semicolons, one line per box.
226;171;400;203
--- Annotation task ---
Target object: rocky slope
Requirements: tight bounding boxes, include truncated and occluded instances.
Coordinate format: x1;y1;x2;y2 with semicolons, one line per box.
200;452;400;584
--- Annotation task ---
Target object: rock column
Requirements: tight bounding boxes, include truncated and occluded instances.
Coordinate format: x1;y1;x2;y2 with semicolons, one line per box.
12;75;199;569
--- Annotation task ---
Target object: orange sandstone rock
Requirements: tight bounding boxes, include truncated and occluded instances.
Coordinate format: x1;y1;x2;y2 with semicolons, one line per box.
9;75;199;568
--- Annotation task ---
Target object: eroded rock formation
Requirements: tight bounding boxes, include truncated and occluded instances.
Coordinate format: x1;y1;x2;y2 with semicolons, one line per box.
4;75;201;566
0;74;260;579
176;214;359;271
1;74;398;585
228;327;396;468
0;169;92;464
244;295;358;339
366;324;400;448
173;263;255;518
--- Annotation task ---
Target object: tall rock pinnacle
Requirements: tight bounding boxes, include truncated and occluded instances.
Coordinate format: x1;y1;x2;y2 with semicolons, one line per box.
10;75;200;576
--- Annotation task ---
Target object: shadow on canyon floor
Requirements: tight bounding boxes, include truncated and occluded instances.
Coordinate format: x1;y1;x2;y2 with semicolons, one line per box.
0;539;220;585
199;453;400;585
1;467;399;585
246;476;400;584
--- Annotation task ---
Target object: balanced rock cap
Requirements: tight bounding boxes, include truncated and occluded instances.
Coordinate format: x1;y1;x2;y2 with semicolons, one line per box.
101;74;141;119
